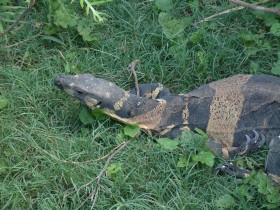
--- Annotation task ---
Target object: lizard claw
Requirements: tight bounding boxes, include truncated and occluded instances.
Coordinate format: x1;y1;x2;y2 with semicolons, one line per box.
216;162;250;178
230;130;265;157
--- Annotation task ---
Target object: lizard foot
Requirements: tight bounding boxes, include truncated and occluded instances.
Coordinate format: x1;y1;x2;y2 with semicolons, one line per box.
229;130;265;158
216;162;250;178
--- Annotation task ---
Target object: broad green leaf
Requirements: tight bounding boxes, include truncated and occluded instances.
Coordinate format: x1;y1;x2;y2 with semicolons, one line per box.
54;7;76;28
157;138;179;150
107;163;122;179
77;18;97;42
79;107;94;125
192;151;215;167
123;124;140;138
254;172;280;203
270;22;280;37
0;96;8;110
155;0;173;12
91;108;108;120
177;156;188;168
215;194;235;209
158;12;190;39
256;172;271;195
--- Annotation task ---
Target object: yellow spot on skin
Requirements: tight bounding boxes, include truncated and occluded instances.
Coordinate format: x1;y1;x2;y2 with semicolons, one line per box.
105;93;111;98
179;126;190;131
113;92;130;110
69;83;75;87
97;99;166;131
151;84;164;99
268;174;280;185
159;125;175;135
182;99;190;126
101;108;148;128
64;88;75;95
84;96;99;109
222;148;229;159
244;173;250;178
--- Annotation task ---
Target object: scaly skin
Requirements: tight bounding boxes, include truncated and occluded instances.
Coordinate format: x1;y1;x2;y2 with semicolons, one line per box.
54;73;280;183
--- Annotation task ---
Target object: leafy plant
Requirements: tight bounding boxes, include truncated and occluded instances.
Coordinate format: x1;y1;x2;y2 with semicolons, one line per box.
107;162;122;179
192;151;215;167
158;12;190;40
73;0;110;22
79;106;95;124
46;0;112;42
157;137;179;150
215;194;236;209
154;0;280;76
123;124;140;138
254;6;280;37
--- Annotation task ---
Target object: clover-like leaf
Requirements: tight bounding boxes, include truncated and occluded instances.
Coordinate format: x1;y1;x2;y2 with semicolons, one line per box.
177;156;188;168
54;7;76;28
77;18;97;42
157;138;179;150
107;163;122;179
192;151;215;167
158;12;190;39
215;194;235;209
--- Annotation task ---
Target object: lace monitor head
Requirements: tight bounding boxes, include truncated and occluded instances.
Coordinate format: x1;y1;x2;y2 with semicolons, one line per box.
54;73;280;183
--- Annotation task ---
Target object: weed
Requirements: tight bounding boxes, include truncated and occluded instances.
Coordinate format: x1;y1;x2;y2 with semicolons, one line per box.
0;0;280;209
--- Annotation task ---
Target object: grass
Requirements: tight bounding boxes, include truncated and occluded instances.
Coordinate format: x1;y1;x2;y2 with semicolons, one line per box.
0;0;280;209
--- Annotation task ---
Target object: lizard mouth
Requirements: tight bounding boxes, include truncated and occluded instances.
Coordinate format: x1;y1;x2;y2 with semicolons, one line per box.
83;96;101;109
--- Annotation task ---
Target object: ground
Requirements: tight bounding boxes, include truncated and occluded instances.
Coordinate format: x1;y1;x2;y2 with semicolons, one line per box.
0;0;280;209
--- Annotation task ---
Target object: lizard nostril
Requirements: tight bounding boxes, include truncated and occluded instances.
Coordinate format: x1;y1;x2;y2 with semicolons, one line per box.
76;90;83;94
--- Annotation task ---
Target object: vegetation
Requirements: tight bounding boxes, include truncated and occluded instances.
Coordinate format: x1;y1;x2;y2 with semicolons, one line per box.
0;0;280;209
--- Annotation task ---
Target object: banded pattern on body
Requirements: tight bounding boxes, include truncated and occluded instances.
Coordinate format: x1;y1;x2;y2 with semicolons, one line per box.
54;73;280;183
